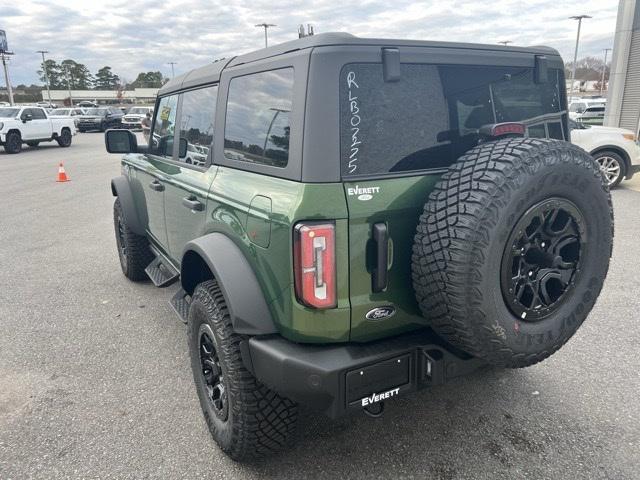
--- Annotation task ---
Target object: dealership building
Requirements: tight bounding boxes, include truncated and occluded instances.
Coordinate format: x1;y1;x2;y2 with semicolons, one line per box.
42;88;159;105
606;0;640;135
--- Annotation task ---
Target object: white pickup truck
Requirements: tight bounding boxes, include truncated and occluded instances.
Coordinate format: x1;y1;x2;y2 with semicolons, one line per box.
0;106;76;154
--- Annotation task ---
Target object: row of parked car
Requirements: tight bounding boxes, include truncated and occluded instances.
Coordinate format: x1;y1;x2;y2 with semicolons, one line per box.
0;103;154;154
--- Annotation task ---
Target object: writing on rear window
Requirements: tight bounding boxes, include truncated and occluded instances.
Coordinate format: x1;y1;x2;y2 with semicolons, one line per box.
346;71;362;174
339;63;565;178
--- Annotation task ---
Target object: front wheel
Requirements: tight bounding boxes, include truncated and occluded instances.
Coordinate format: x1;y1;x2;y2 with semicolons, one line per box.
593;150;626;188
56;129;72;147
113;198;154;281
4;131;21;154
188;280;298;461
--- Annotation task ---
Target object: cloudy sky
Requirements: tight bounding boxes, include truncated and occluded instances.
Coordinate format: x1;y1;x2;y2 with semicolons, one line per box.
1;0;619;86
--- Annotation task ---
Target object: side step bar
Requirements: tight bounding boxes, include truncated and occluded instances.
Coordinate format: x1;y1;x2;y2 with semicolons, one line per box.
170;289;191;324
145;254;179;287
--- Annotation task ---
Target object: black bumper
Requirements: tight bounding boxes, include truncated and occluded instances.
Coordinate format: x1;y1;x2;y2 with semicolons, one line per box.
244;329;485;418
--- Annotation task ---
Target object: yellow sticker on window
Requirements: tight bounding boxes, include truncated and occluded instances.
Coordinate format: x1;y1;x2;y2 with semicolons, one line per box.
160;106;171;121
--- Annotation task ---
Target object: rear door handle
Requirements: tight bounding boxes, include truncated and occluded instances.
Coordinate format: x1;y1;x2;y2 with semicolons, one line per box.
149;180;164;192
182;196;204;212
372;223;388;293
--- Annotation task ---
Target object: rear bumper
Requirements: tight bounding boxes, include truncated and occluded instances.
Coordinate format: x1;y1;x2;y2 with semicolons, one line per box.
244;329;484;418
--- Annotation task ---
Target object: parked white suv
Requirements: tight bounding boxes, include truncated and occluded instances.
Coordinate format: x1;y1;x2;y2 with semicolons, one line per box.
121;106;153;130
570;119;640;187
0;106;76;154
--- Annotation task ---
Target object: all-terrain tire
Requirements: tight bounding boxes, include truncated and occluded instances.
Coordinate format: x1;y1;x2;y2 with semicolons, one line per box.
113;198;153;281
412;138;613;368
4;131;21;154
188;280;298;461
57;128;72;147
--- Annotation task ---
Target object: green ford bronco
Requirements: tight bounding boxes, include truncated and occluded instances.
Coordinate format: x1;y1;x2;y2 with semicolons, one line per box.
105;33;613;460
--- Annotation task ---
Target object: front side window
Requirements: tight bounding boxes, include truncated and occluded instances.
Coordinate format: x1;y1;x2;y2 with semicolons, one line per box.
224;68;293;168
340;64;564;177
31;108;47;120
178;85;218;166
150;95;178;157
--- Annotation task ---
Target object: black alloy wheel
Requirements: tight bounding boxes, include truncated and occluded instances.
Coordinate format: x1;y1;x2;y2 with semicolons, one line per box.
501;197;585;322
198;324;228;421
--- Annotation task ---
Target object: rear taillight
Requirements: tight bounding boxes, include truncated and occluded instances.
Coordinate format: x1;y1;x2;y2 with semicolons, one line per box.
293;222;336;309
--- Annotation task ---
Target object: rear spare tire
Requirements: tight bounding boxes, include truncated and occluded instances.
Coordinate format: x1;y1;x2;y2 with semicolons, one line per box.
412;138;613;368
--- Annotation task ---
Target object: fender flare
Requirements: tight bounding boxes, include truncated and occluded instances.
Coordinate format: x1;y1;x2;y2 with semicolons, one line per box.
110;176;145;235
181;233;278;335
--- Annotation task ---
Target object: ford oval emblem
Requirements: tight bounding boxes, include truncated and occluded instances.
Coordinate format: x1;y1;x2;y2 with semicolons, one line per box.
365;306;396;321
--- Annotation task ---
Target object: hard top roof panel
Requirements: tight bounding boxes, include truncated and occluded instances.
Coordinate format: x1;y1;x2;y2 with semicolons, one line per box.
158;32;560;95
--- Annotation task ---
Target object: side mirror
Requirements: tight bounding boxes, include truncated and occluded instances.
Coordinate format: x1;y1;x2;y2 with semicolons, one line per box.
179;137;188;158
23;113;33;123
105;129;138;154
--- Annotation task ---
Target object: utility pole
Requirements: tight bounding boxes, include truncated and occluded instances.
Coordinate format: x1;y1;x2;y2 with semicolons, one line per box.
600;48;611;96
255;23;276;48
568;15;592;99
167;61;177;78
36;50;53;104
0;51;14;106
498;40;512;46
64;65;73;106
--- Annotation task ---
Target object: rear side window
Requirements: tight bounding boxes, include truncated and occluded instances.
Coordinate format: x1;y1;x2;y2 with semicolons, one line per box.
340;64;564;177
178;85;218;166
224;68;293;168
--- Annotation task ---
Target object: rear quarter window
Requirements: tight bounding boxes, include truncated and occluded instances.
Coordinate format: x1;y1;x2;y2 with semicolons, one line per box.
224;68;294;168
340;63;565;178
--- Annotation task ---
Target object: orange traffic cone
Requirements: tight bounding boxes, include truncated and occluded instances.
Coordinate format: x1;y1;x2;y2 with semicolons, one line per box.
56;162;70;183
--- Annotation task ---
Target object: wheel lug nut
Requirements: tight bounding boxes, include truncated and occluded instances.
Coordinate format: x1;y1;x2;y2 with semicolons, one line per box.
541;242;545;248
528;271;533;277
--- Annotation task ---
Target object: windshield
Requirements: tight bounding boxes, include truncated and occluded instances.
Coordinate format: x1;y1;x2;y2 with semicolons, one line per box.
84;108;106;115
128;107;149;114
0;108;19;118
50;109;70;115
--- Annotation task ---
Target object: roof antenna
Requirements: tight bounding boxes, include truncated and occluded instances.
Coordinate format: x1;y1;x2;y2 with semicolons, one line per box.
298;24;315;38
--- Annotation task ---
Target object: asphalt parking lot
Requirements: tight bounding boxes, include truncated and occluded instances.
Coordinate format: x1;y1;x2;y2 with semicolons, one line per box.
0;132;639;479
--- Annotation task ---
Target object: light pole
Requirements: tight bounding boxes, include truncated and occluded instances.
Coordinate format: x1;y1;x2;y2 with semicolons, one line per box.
600;48;611;96
0;51;14;106
36;50;53;104
568;15;591;99
63;65;73;106
167;61;177;78
255;23;276;48
498;40;512;46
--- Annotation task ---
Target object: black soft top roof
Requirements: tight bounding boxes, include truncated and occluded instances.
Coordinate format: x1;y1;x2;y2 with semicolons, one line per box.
158;32;560;96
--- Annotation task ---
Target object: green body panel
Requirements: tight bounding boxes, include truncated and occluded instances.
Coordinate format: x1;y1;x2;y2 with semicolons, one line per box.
122;154;443;344
204;167;351;343
344;174;442;342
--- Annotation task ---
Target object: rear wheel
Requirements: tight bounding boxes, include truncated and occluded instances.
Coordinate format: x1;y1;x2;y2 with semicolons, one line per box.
593;150;625;187
412;138;613;368
56;128;72;147
4;131;21;154
188;280;298;461
113;198;154;281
